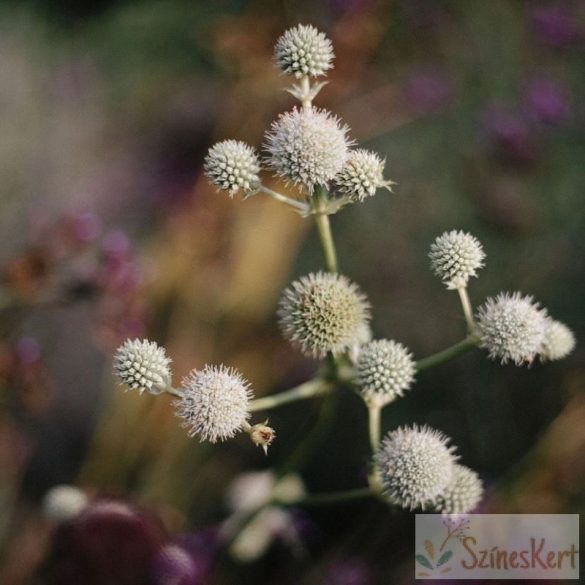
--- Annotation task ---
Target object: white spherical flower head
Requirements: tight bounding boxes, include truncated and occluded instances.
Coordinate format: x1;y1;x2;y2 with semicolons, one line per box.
175;365;253;443
540;319;576;362
357;339;416;408
431;464;483;514
278;272;370;358
335;149;394;201
476;292;547;366
429;230;486;289
375;425;457;510
204;140;261;197
274;24;334;78
43;485;89;522
264;107;351;188
113;339;171;395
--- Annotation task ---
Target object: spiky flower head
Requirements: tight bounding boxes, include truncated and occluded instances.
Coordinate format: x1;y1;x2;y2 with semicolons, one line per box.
431;464;483;514
429;230;486;289
335;149;394;201
375;425;457;510
175;365;253;443
476;292;547;366
278;271;370;358
113;339;171;395
264;107;351;188
274;24;334;78
540;319;576;361
204;140;261;197
356;339;416;408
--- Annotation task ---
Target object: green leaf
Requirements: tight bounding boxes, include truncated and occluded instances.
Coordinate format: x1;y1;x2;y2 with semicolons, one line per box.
416;555;434;570
437;550;453;567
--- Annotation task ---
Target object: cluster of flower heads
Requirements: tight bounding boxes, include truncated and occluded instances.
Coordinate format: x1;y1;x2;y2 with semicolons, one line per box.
375;425;483;513
203;25;394;204
113;340;274;450
428;230;575;366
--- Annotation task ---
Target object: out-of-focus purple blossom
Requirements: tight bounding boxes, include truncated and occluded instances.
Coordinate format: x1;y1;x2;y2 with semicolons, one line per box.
524;77;571;125
402;69;453;116
46;500;167;585
324;557;373;585
151;544;201;585
14;336;41;365
328;0;376;15
482;107;541;167
531;4;582;48
101;229;131;260
69;211;101;244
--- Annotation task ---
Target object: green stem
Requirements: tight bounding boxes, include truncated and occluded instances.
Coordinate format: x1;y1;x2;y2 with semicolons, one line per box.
259;185;309;213
312;186;338;273
367;405;381;453
164;386;183;398
457;286;476;334
282;487;375;507
249;378;333;412
416;336;478;372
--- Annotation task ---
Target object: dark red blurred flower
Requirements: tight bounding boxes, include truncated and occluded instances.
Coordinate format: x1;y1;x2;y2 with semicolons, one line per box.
524;77;571;125
531;4;582;48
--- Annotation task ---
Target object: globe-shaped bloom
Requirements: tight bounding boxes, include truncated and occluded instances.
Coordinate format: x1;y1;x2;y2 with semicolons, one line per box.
43;485;89;522
204;140;261;197
356;339;416;408
335;149;394;201
429;230;486;289
274;24;334;78
431;464;483;514
540;319;576;361
113;339;172;395
175;365;253;443
375;425;457;510
476;292;547;365
278;272;370;358
264;107;352;188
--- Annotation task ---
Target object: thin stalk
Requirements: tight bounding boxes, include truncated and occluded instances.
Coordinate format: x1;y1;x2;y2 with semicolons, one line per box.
282;487;375;507
249;378;333;412
416;336;478;372
164;386;183;398
312;186;338;273
301;75;311;108
259;185;309;213
367;405;381;453
457;286;476;333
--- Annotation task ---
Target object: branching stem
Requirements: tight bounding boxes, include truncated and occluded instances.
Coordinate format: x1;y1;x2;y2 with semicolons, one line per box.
259;185;309;213
416;336;478;372
249;378;333;412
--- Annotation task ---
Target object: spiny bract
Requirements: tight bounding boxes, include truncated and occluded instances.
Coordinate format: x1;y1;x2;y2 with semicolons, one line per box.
429;230;486;289
375;425;457;510
175;365;253;443
278;271;370;358
431;464;483;514
335;149;394;201
113;338;171;395
274;24;334;78
204;140;261;197
356;339;416;407
476;292;547;366
540;319;576;362
264;107;351;188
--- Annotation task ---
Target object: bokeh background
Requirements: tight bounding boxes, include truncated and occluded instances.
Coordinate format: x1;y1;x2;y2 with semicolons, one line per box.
0;0;583;583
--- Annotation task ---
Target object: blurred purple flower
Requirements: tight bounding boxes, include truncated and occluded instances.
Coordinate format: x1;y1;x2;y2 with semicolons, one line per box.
524;77;571;125
152;544;202;585
70;211;101;244
324;557;373;585
482;106;541;167
402;69;453;116
14;336;41;365
328;0;376;15
101;229;131;260
531;4;582;48
47;500;167;585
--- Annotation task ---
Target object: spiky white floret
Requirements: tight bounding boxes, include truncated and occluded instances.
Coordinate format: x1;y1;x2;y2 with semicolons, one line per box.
356;339;416;407
175;365;253;443
431;464;483;514
113;339;171;395
540;319;576;361
476;292;547;366
264;107;352;188
375;425;457;510
335;149;394;201
278;271;370;358
274;24;334;78
429;230;486;289
204;140;261;197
